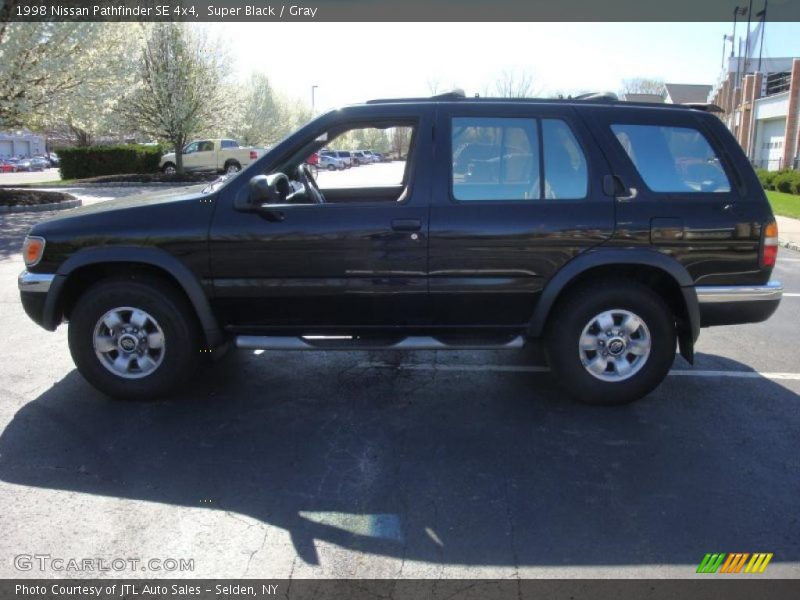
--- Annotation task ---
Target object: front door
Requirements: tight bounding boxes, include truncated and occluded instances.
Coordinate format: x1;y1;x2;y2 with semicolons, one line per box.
208;112;434;332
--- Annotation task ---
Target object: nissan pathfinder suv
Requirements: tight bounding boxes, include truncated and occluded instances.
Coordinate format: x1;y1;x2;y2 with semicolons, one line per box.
18;91;783;405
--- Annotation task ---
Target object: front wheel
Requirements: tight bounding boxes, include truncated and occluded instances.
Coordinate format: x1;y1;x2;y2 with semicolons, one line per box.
162;163;177;175
545;280;676;406
68;276;201;400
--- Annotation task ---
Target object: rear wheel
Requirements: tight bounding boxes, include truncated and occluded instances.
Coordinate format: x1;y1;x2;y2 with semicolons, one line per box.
224;161;241;174
68;276;200;400
545;280;676;406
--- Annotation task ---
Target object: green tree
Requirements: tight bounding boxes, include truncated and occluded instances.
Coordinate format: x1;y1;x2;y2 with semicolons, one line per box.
126;23;231;173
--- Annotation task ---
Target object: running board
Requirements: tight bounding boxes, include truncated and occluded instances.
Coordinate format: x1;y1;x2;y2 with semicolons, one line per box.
235;335;525;351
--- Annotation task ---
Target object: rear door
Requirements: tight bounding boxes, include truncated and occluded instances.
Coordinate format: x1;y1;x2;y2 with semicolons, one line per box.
582;106;764;285
429;103;615;327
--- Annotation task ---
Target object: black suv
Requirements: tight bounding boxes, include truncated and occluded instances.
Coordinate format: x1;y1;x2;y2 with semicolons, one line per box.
18;91;783;405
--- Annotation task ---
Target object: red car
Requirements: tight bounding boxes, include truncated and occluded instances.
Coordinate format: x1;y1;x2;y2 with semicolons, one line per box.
306;152;319;166
0;160;18;173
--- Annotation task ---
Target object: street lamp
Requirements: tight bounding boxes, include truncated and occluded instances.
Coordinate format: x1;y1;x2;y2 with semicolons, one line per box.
311;85;319;113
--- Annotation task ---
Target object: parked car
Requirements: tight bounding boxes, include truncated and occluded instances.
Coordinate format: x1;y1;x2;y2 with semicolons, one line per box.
16;158;44;172
0;159;17;173
372;152;385;162
18;91;782;404
318;154;345;170
46;152;59;167
351;150;371;166
31;156;50;170
362;150;380;163
159;139;266;174
329;150;353;168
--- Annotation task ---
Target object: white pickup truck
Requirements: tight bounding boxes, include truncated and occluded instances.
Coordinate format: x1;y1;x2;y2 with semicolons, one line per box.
160;139;266;174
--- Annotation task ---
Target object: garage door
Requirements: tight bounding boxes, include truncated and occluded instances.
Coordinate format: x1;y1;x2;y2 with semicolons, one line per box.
0;141;12;158
756;118;786;171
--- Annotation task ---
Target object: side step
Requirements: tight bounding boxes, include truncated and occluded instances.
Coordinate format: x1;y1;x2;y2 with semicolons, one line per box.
235;335;525;351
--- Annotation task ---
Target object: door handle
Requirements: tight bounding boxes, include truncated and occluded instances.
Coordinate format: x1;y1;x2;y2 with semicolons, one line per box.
391;219;421;232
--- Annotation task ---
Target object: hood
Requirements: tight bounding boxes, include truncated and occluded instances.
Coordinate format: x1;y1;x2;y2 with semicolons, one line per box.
160;152;176;164
30;185;208;234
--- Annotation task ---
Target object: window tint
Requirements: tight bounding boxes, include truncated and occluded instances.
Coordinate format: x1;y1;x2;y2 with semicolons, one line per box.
221;140;239;148
197;141;214;152
542;119;588;199
611;124;730;193
183;142;198;154
452;117;540;201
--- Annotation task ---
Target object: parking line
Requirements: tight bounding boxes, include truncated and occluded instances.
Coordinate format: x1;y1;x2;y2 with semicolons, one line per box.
358;361;800;380
784;293;800;297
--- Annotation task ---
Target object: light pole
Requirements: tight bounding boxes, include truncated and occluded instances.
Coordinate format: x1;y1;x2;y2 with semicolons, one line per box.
311;85;319;113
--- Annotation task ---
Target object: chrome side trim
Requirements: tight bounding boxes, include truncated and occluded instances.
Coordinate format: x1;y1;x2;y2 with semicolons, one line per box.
236;335;525;351
695;280;783;304
18;271;55;293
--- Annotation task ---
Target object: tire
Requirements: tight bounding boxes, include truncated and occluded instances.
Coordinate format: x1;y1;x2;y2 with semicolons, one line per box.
545;279;676;406
224;161;241;174
326;164;336;171
162;162;177;175
68;276;201;401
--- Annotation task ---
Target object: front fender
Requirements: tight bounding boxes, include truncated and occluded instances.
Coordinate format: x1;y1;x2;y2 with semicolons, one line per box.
45;246;222;347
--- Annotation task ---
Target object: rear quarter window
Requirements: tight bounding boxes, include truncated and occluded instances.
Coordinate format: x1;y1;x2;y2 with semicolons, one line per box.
611;124;730;193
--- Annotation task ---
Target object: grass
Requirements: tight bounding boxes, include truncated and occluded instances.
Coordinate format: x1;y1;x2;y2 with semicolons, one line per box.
766;190;800;220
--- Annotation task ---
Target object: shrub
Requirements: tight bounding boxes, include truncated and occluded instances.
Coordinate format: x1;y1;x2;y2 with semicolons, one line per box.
772;170;800;195
755;168;776;190
56;144;164;180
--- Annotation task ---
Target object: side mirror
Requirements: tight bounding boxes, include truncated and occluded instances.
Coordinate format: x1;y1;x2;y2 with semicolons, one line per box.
248;173;288;205
234;173;290;215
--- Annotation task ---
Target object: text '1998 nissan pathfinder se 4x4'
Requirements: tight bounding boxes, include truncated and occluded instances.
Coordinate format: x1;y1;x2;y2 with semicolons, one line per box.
18;91;783;405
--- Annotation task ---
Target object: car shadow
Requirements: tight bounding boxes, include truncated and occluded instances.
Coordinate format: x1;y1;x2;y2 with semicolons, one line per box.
0;350;798;568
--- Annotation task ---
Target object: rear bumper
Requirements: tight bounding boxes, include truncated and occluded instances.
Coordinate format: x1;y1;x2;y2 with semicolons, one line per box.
696;280;782;327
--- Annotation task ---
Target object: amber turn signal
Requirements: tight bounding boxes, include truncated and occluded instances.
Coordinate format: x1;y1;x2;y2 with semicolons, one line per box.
22;236;46;267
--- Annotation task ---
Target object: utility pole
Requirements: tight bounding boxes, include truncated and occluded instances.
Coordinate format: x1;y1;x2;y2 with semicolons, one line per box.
757;0;768;73
311;85;319;113
744;0;754;80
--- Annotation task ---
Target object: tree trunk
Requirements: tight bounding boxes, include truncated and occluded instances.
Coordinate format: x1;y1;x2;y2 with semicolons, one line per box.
174;135;185;174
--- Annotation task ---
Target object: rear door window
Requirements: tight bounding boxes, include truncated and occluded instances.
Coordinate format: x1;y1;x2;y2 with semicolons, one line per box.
452;117;540;201
611;124;730;193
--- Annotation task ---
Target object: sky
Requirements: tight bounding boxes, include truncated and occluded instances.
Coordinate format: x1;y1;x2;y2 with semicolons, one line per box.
216;22;800;111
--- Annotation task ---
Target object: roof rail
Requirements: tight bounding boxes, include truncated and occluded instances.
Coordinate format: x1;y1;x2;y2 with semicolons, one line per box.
682;102;724;113
431;89;466;100
573;92;618;102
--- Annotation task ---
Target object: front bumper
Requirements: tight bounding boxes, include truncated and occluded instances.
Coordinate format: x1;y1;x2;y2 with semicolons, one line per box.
696;280;783;327
18;271;56;329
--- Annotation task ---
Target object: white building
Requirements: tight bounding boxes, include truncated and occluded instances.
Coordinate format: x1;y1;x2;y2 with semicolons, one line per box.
709;57;800;171
0;131;46;159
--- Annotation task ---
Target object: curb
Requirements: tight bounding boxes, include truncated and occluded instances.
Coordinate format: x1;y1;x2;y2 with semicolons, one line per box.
779;238;800;253
0;198;81;214
0;181;205;189
59;181;203;188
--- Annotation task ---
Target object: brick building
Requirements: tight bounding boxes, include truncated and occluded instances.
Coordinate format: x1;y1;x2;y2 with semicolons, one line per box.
709;56;800;171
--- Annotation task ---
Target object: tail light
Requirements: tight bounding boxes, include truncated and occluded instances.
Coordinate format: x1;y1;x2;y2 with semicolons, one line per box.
762;221;778;267
249;150;258;160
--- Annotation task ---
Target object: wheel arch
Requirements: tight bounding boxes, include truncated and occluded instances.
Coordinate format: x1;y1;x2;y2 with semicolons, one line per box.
528;249;699;363
45;247;223;348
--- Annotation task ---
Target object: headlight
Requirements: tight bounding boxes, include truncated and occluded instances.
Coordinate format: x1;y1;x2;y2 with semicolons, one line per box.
22;236;46;267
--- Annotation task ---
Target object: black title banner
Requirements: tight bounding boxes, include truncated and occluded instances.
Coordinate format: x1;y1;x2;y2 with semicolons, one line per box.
4;579;800;600
3;0;800;22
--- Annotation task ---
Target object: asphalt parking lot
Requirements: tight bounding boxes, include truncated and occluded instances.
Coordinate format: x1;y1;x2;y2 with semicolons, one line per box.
1;175;799;579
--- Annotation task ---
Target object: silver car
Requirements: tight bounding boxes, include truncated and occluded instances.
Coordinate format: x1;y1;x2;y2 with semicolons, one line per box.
318;154;345;171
